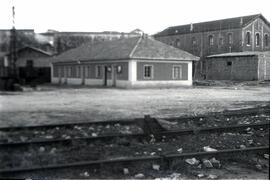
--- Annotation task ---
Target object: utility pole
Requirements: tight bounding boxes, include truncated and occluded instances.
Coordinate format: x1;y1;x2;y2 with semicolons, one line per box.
9;6;17;79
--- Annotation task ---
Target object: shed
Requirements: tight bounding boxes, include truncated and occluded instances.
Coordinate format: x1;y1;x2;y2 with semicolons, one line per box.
1;46;53;83
51;36;199;88
206;51;270;80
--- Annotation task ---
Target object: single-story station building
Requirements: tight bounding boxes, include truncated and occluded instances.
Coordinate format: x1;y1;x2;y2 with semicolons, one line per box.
51;36;199;88
206;51;270;81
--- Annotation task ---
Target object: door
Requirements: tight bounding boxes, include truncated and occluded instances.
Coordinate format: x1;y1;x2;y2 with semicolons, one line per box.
104;66;108;86
82;66;85;85
112;65;117;87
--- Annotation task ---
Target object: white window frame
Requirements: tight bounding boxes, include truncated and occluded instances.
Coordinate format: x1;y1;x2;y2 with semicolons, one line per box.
264;33;269;47
143;65;154;79
227;32;233;44
255;32;260;47
172;65;183;80
246;31;251;46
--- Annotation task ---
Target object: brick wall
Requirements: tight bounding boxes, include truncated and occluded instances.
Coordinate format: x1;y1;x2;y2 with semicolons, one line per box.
206;56;259;80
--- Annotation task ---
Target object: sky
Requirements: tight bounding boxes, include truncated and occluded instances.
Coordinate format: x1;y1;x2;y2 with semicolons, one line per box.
0;0;270;35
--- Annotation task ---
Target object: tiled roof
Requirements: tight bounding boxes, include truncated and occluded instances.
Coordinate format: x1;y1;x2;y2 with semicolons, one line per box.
207;51;270;58
51;36;199;63
155;14;269;37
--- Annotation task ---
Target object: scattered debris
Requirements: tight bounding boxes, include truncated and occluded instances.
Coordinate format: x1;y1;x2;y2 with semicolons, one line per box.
49;147;57;154
152;164;160;171
240;144;246;149
208;174;218;179
168;173;181;179
177;148;183;153
185;158;200;165
39;146;45;152
197;173;204;178
202;159;213;168
83;171;89;177
203;146;217;152
123;168;129;175
20;136;27;142
134;173;145;178
255;164;263;170
45;135;53;139
210;157;221;168
91;133;98;137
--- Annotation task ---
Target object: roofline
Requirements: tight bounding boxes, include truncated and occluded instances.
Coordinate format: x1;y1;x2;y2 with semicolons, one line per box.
128;36;142;58
5;46;53;57
207;54;256;58
52;56;199;65
242;14;270;29
154;14;264;37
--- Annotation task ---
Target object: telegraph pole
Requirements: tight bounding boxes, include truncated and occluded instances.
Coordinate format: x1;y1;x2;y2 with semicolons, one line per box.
9;6;17;79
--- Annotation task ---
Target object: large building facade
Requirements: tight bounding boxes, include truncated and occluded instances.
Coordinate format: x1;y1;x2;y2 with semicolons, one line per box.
154;14;270;78
51;36;199;88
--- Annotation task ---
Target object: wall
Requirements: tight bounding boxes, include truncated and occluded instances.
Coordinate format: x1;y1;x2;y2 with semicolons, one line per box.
258;56;270;80
206;56;259;80
242;18;270;52
154;28;242;58
52;61;129;86
137;61;188;81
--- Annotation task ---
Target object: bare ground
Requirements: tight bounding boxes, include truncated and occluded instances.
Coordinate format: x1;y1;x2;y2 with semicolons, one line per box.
0;85;270;127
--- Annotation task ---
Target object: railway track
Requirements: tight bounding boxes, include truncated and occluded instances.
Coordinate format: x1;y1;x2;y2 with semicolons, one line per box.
0;122;268;147
0;146;268;178
0;107;269;178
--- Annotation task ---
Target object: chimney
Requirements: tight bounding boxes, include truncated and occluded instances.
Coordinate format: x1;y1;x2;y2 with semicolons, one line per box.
190;23;193;31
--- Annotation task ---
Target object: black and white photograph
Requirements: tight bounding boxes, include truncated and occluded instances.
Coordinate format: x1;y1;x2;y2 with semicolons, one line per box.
0;0;269;179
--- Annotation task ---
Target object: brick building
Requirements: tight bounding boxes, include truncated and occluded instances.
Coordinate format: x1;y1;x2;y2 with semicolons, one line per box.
154;14;270;78
206;51;270;81
51;36;199;88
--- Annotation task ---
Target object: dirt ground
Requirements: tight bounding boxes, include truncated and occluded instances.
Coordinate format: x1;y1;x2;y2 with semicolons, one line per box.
0;84;270;127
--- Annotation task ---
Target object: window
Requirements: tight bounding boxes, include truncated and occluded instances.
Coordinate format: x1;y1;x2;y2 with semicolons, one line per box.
76;66;81;78
208;35;214;46
246;32;251;45
219;37;224;45
228;33;233;44
144;65;153;79
192;37;196;45
86;66;90;78
26;60;33;67
264;34;269;47
172;65;182;79
255;33;260;46
95;65;102;77
227;61;232;66
68;66;72;77
175;39;181;47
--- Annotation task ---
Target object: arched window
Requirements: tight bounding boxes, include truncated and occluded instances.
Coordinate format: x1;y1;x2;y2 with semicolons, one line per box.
255;33;260;46
208;35;214;46
228;33;233;44
175;39;181;47
265;34;269;47
246;32;251;45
